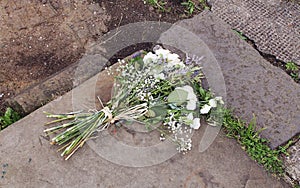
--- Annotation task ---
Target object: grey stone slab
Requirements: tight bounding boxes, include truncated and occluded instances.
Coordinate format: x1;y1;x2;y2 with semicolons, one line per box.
284;140;300;184
210;0;300;64
0;66;288;188
159;11;300;148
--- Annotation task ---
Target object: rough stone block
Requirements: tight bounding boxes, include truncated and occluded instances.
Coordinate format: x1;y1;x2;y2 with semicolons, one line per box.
159;11;300;148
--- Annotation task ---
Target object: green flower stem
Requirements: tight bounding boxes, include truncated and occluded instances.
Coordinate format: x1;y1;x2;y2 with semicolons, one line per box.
62;112;106;159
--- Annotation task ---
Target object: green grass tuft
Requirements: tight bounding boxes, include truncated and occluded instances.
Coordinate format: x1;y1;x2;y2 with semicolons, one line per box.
144;0;170;12
0;107;21;131
286;61;299;72
285;61;299;82
222;109;289;174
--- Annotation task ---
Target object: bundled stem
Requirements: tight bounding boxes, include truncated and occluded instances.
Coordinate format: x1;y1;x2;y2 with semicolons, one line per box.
44;103;149;160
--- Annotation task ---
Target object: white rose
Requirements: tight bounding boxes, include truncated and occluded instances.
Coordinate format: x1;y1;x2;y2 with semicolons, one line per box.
143;52;158;64
155;49;170;59
167;53;185;68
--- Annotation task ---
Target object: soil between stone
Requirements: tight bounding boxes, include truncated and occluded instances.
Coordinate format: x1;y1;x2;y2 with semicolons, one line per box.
0;0;110;112
0;1;299;185
2;0;299;116
0;0;195;114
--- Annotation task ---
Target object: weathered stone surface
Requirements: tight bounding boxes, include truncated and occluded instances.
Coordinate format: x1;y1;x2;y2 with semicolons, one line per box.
0;10;295;187
6;53;108;115
159;11;300;148
210;0;300;64
0;67;288;187
0;0;110;109
284;140;300;184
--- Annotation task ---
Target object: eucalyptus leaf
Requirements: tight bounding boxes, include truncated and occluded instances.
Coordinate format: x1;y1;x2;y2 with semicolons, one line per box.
168;89;188;105
150;104;167;117
147;110;156;118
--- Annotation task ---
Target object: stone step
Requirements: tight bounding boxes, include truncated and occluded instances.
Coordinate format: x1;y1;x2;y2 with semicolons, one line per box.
159;11;300;149
210;0;300;64
284;139;300;184
0;57;288;188
0;12;290;187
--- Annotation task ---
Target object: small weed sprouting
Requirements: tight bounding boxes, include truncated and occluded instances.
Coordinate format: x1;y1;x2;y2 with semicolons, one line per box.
232;29;247;40
0;107;21;131
144;0;170;12
198;0;210;10
181;0;199;15
144;0;210;14
285;61;299;82
181;0;210;15
286;61;299;72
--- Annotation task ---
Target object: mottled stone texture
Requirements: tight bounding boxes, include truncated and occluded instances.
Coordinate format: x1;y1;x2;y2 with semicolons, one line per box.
0;66;288;188
210;0;300;64
7;53;107;115
162;11;300;149
0;0;110;109
0;11;294;188
284;140;300;184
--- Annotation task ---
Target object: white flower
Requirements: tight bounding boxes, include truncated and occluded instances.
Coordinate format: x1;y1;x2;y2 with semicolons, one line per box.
185;86;198;110
209;98;217;108
167;53;180;63
154;73;165;80
166;53;185;68
187;112;193;121
177;85;198;110
200;104;212;114
155;49;170;59
186;100;197;110
191;118;201;129
143;52;158;64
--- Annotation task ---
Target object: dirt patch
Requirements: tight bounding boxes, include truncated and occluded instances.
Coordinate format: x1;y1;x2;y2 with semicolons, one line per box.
99;0;188;30
0;0;198;114
0;0;110;112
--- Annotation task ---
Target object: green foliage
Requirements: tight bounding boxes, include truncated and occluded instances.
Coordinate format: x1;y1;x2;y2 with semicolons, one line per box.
222;109;288;174
168;88;188;105
285;61;299;72
232;29;247;40
144;0;170;12
194;85;288;174
181;0;210;15
144;0;210;14
193;83;213;102
181;0;199;15
285;61;299;82
198;0;210;10
0;108;21;131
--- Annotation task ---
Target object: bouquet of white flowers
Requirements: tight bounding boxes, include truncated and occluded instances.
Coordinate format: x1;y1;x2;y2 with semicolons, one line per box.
44;46;224;160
